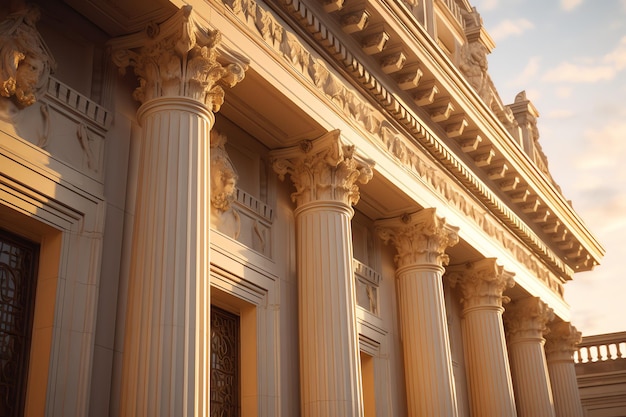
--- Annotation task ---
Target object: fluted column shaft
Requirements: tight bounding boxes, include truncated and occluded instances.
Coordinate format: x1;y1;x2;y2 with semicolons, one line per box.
110;7;247;416
121;97;213;416
376;209;459;416
447;259;517;417
297;201;362;416
272;130;374;417
545;322;584;417
504;297;556;417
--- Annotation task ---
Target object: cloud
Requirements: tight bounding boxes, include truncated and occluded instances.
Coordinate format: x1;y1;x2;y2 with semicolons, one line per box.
489;18;534;42
545;109;574;119
509;56;541;86
541;36;626;83
560;0;583;11
542;62;615;83
555;86;573;98
580;118;626;161
603;36;626;71
521;87;541;102
478;0;499;11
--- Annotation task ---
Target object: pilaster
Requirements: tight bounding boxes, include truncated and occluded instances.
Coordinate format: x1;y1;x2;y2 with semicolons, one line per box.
271;130;373;417
108;6;246;416
504;297;556;417
446;258;517;417
545;322;585;417
376;208;460;416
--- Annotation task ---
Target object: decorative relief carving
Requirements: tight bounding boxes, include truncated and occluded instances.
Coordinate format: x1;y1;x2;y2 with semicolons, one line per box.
354;259;381;315
0;5;55;117
270;130;374;207
376;208;459;268
503;297;554;340
222;0;568;295
76;123;97;171
545;322;582;357
209;130;274;255
211;130;241;239
110;6;247;111
446;258;515;309
460;41;490;104
232;188;273;257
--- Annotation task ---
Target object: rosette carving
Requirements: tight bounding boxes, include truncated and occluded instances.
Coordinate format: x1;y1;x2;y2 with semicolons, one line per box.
110;5;247;111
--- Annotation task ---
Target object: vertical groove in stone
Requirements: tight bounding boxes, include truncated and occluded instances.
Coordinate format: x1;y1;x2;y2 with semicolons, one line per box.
509;340;554;417
121;99;213;417
462;307;517;417
547;355;585;417
297;203;362;417
397;268;457;416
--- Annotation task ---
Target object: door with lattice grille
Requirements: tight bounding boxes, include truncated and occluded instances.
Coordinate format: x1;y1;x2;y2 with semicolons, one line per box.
210;306;240;417
0;230;39;417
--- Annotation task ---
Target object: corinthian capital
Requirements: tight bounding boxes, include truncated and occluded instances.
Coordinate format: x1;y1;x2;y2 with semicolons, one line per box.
375;208;459;268
545;322;582;358
446;258;515;310
109;5;247;110
270;130;374;207
504;297;554;340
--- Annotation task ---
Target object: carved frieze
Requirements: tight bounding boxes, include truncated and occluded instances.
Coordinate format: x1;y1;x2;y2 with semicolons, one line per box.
220;0;569;297
270;130;374;207
110;6;247;111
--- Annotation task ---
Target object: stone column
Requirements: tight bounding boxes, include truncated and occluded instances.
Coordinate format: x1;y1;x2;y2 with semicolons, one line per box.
376;209;460;416
504;297;556;417
545;322;584;417
271;130;374;417
109;6;246;417
446;259;517;417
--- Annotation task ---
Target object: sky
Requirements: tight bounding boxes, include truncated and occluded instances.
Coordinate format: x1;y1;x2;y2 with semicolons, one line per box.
474;0;626;336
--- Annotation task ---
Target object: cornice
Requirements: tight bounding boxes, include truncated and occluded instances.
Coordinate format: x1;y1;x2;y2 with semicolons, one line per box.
266;0;603;274
215;0;573;297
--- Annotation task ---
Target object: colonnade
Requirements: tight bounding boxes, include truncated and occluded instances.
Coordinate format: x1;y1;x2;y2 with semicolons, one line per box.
109;7;585;417
271;129;584;417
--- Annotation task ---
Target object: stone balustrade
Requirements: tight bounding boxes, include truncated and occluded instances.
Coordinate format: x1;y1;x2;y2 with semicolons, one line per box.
575;332;626;364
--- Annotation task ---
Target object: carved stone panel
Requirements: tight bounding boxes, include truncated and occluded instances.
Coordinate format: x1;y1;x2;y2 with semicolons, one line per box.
354;259;381;315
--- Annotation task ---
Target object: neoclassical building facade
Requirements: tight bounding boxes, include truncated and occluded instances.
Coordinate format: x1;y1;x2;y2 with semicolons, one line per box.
0;0;605;416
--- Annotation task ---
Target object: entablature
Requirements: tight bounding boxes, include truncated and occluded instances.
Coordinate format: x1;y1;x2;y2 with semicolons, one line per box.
264;0;603;276
208;0;577;297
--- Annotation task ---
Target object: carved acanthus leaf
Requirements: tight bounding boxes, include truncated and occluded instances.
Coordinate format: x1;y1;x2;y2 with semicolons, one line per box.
446;258;516;309
503;297;554;340
270;130;374;207
545;322;582;357
109;5;247;111
376;208;459;268
222;0;570;295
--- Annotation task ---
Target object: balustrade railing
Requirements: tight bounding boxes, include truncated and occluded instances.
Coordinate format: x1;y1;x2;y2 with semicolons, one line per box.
574;332;626;364
440;0;464;28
